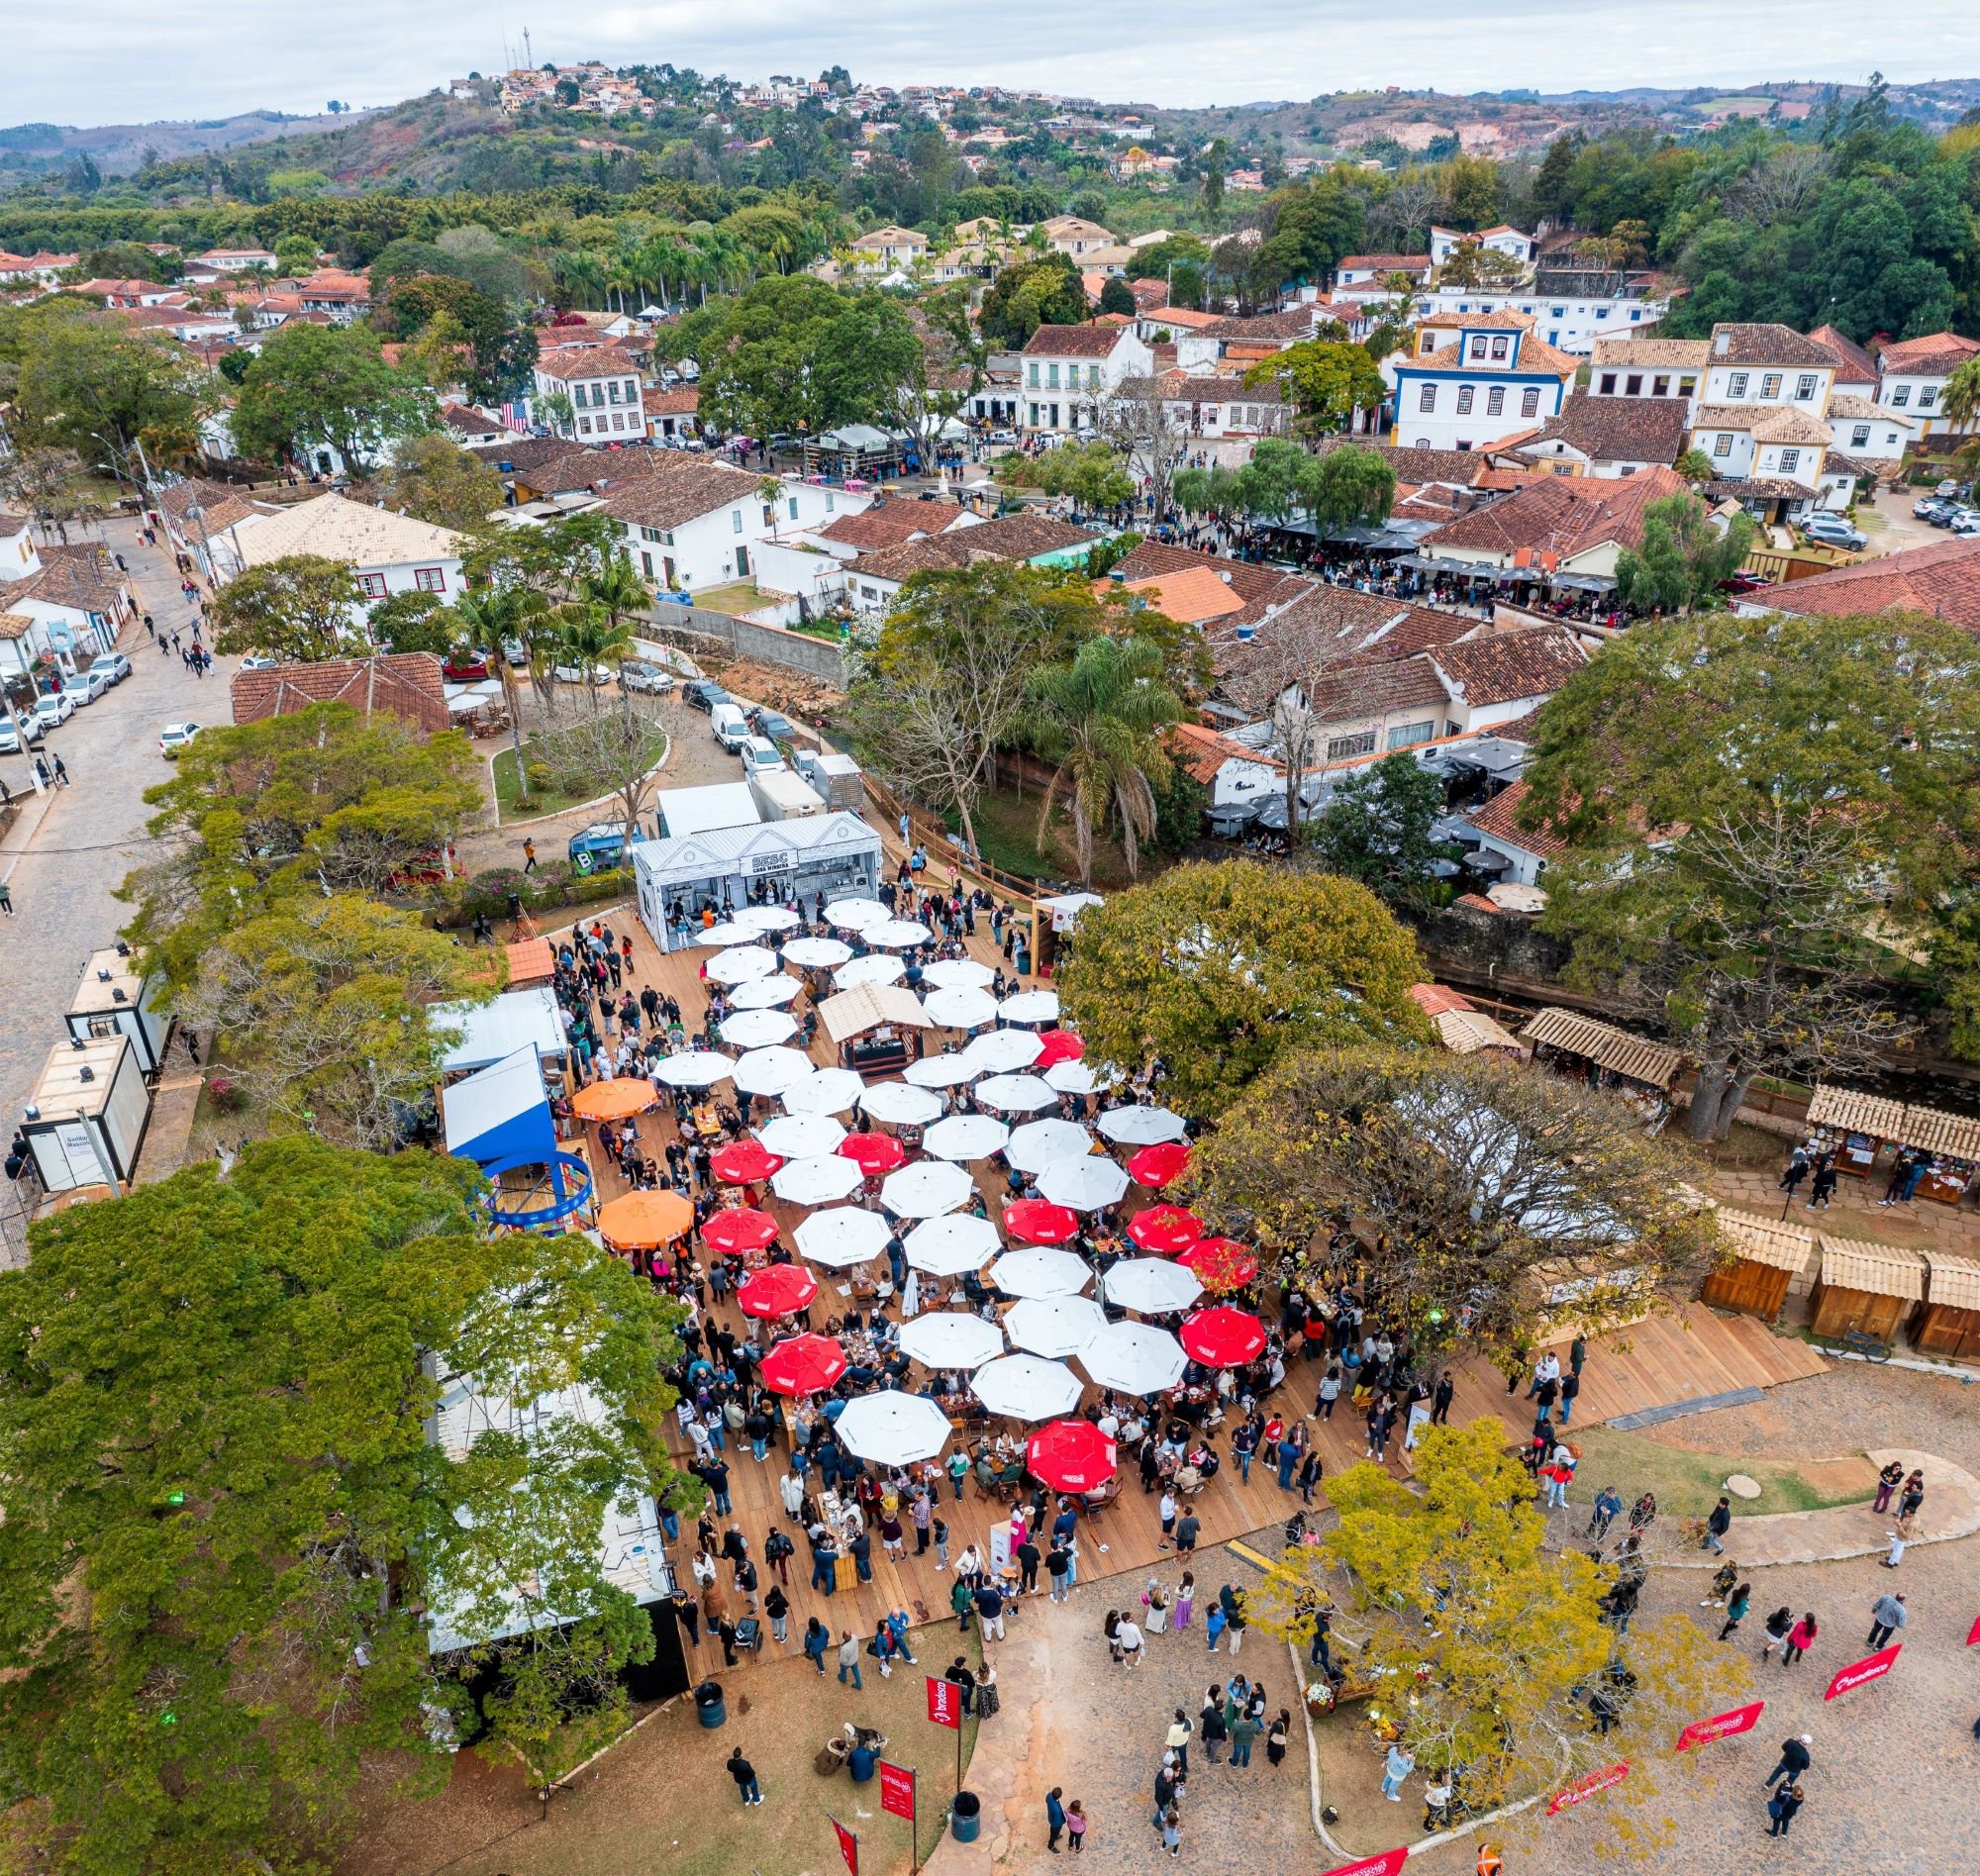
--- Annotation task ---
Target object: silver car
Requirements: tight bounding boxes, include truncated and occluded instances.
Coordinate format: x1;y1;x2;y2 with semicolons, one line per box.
619;659;675;694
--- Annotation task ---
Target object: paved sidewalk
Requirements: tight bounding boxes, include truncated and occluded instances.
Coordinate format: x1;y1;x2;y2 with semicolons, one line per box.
1709;1163;1980;1260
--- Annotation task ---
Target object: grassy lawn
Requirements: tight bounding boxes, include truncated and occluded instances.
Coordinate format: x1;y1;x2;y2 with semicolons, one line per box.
491;730;666;825
686;580;766;617
341;1633;982;1876
1566;1425;1876;1520
950;783;1142;892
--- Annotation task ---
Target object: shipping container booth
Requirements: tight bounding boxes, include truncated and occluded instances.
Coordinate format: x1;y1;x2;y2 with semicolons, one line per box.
1806;1234;1926;1344
1912;1251;1980;1359
64;946;172;1077
22;1035;152;1193
634;812;882;952
1700;1208;1814;1322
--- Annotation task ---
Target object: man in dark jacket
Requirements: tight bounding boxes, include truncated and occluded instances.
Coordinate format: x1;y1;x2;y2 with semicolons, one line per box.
1763;1734;1813;1789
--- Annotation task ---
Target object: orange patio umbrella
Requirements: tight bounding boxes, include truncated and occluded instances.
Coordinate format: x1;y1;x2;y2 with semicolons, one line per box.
596;1189;694;1249
572;1077;659;1122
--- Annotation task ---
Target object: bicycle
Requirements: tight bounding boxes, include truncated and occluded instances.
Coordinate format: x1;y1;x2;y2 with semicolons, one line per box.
1816;1327;1893;1363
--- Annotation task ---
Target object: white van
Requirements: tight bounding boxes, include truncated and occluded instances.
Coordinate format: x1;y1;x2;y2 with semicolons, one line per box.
709;703;749;751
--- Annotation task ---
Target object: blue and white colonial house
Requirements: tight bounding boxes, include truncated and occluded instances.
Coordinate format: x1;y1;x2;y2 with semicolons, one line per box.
1388;312;1579;453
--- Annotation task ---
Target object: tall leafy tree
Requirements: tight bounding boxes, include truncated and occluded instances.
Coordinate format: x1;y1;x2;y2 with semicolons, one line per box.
1243;339;1387;438
11;306;209;485
381;434;504;534
208;552;362;661
233;323;433;474
977;252;1089;346
1614;492;1754;615
1309;751;1458;908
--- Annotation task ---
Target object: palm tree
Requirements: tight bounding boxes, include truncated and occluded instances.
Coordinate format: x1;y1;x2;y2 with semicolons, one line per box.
583;552;650;642
1943;356;1980;484
455;582;542;801
1022;636;1183;886
552;599;638;717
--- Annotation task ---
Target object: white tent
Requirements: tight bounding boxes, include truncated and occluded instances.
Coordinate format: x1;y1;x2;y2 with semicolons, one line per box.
1102;1258;1204;1315
721;1008;799;1047
897;1311;1004;1368
833;953;908;991
867;919;935;949
732;905;802;933
986;1247;1092;1299
1003;1119;1096;1173
781;1067;865;1116
904;1052;980;1089
922;958;996;991
974;1073;1059;1115
859;1080;943;1126
1005;1294;1108;1360
731;1046;818;1097
997;990;1061;1027
971;1353;1083;1421
1038;1156;1131;1212
880;1159;975;1219
923;1114;1011;1161
771;1154;865;1207
925;987;1000;1030
1044;1060;1102;1096
443;1043;554;1162
729;973;803;1010
437;987;567;1074
905;1213;1002;1276
784;937;854;968
756;1112;848;1159
835;1391;953;1464
1080;1321;1187;1395
794;1207;891;1268
707;945;781;985
825;897;891;930
653;1050;738;1089
964;1030;1044;1073
1096;1105;1188;1145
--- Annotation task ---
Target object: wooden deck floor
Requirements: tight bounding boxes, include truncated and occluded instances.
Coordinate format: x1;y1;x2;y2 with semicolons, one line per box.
536;901;1830;1682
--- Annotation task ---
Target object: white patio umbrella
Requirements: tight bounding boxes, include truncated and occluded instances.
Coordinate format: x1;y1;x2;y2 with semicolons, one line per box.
794;1206;892;1268
904;1052;980;1089
905;1213;1002;1277
835;953;907;990
971;1353;1083;1422
756;1112;848;1159
964;1029;1044;1073
732;905;801;934
771;1154;865;1207
924;986;1000;1030
923;1114;1011;1162
652;1051;737;1089
783;936;853;968
1044;1060;1101;1096
867;919;935;949
859;1080;943;1127
1006;1293;1108;1359
732;1046;821;1097
1003;1119;1097;1173
997;989;1061;1026
825;897;890;930
986;1247;1092;1299
728;972;802;1010
1080;1321;1188;1396
921;957;996;991
974;1073;1059;1116
835;1391;953;1465
1038;1155;1132;1212
707;945;780;984
880;1159;975;1219
721;1008;799;1048
1103;1257;1204;1316
1096;1105;1189;1145
695;922;753;946
898;1311;1005;1369
781;1067;865;1116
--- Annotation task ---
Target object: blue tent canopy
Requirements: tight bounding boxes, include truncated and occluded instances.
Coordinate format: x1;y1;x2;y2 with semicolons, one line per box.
444;1044;555;1168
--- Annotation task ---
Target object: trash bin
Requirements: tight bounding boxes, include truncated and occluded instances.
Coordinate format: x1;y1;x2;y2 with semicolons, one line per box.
848;1743;878;1782
951;1792;981;1843
694;1680;726;1729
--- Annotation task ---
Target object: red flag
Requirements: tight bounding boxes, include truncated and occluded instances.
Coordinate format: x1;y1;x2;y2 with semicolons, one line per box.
1675;1698;1766;1751
1548;1761;1630;1815
1824;1642;1902;1701
831;1816;858;1876
879;1761;916;1822
926;1674;963;1729
1321;1850;1409;1876
1967;1613;1980;1647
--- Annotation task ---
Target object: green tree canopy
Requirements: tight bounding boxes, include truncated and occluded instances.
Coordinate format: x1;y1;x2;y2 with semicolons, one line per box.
380;272;538;401
382;432;504;533
233;322;433;474
1098;275;1136;317
1055;859;1432;1113
1614;491;1754;614
1309;751;1458;908
1243;339;1388;438
977;251;1089;346
208;551;361;661
11;305;209;482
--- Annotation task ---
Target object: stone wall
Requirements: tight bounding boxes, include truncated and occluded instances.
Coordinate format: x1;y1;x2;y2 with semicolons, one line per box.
637;603;851;686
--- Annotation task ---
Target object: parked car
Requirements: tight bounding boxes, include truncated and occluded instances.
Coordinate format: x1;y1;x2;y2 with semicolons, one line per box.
239;652;281;671
0;715;46;753
748;707;796;742
442;651;491;681
96;652;132;684
1915;497;1953;521
500;637;530;667
59;670;108;708
1953;514;1980;537
1801;516;1866;550
158;721;200;758
620;658;675;694
32;692;75;730
1927;504;1972;529
550;662;614;687
682;678;731;712
738;735;785;777
988;429;1019;447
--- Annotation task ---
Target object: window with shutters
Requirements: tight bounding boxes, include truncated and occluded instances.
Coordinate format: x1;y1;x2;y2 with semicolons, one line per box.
1796;374;1818;400
1521;387;1540;417
1890;385;1910;406
1760;373;1781;398
415;567;446;593
1728;371;1749;397
1456;386;1474;415
1486;387;1505;415
1850;424;1870;447
1419;384;1436;412
1713;432;1732;456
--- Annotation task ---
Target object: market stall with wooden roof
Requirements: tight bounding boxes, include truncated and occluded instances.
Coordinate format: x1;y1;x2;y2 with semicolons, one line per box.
1896;1103;1980;1207
1807;1234;1926;1343
1913;1250;1980;1358
1701;1208;1814;1321
1519;1008;1684;1122
1804;1083;1908;1180
819;981;931;1076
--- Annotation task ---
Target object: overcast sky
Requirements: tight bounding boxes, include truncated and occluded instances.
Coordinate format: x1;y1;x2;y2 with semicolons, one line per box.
12;0;1980;129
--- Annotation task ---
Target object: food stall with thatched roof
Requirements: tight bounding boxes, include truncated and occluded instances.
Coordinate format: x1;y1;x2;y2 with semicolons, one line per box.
1913;1251;1980;1359
1807;1234;1926;1343
1519;1007;1684;1125
1700;1208;1814;1322
1896;1104;1980;1207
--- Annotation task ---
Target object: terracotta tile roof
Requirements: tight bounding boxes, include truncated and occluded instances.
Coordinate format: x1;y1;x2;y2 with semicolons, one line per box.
231;492;462;570
647;387;700;417
816;505;936;549
1311;437;1492;487
1130;279;1169;309
1417;309;1538;332
1021;323;1133;357
4;546;128;614
596;455;767;531
229;653;449;735
1142;306;1222;330
0;510;31;535
1231;584;1476;671
1708;323;1838;368
1337;254;1430;273
1298;654;1450;725
1119;566;1248;624
535;343;642;382
1428;626;1588;708
1466;778;1567;858
1425;464;1690;559
1516;393;1689;465
851;513;1099;581
1758;535;1980;634
1409;982;1478;1018
1166;720;1283;782
1453;891;1504;913
1591;336;1712;371
439;403;503;436
0;612;34;642
466;435;592;475
1806;324;1880;386
1876;331;1980;378
1693;404;1833;447
1109;542;1314;635
1196;308;1323;343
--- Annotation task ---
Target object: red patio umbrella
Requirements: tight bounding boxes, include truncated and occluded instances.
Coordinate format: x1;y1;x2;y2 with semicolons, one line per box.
1127;1204;1206;1254
737;1263;819;1319
711;1139;785;1186
838;1133;908;1174
703;1207;780;1255
1027;1419;1118;1493
1003;1198;1081;1244
1127;1141;1192;1189
1034;1029;1086;1068
1180;1304;1267;1368
759;1333;847;1396
1177;1236;1258;1291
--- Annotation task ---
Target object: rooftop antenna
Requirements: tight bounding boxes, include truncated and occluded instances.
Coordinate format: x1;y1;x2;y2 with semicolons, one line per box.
524;27;535;66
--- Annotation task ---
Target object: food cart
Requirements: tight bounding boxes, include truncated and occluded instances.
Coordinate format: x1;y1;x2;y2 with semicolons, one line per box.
1807;1234;1926;1345
1803;1084;1908;1181
1912;1251;1980;1359
1700;1208;1814;1322
820;982;931;1077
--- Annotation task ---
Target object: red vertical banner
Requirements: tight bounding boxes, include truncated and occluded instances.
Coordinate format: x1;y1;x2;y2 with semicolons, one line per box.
879;1761;916;1821
1675;1699;1766;1751
1547;1761;1630;1814
1824;1643;1902;1701
1321;1851;1410;1876
926;1675;962;1729
831;1816;858;1876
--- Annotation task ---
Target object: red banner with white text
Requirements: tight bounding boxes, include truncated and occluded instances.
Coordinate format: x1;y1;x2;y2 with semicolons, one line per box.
1676;1699;1766;1751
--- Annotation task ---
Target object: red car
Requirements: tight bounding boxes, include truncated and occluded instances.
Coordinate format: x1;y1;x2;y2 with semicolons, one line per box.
443;651;491;681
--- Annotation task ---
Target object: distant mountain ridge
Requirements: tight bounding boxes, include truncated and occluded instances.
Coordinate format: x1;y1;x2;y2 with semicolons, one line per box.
0;109;370;179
